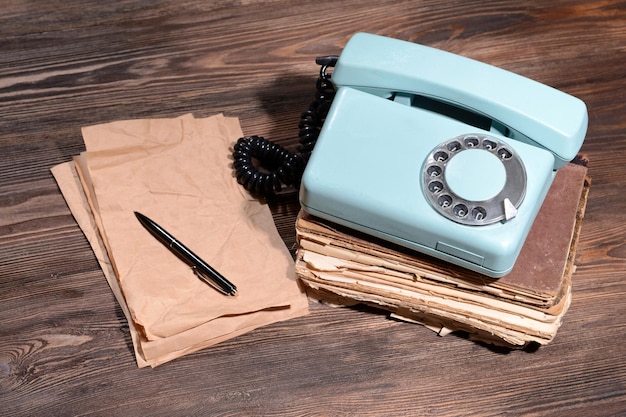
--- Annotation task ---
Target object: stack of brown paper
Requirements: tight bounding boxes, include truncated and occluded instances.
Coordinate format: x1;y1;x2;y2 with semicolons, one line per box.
295;163;589;347
52;113;309;367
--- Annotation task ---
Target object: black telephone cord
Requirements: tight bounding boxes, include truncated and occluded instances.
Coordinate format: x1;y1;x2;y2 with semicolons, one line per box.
232;56;337;196
232;136;305;195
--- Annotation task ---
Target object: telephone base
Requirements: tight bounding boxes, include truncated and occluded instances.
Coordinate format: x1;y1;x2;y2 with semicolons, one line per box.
299;87;556;277
300;202;510;277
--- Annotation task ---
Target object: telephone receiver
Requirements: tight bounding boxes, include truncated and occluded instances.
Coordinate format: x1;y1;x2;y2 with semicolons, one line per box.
299;33;588;277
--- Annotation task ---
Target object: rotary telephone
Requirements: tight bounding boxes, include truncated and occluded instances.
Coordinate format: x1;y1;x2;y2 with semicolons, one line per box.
235;33;588;278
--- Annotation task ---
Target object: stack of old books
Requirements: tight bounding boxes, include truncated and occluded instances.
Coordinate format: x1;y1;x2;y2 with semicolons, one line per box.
295;162;589;347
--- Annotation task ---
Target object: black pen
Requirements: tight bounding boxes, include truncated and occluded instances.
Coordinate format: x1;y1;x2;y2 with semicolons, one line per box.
134;211;237;296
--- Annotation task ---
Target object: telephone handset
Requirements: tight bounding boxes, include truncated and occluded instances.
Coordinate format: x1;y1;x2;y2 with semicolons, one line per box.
299;33;588;277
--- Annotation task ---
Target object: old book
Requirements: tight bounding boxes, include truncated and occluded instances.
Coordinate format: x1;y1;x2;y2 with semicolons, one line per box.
295;162;590;347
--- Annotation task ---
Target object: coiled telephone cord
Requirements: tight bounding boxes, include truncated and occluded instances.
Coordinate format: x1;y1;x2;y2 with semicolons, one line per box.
232;56;337;196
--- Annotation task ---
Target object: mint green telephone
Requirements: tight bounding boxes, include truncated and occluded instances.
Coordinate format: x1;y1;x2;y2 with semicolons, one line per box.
299;33;588;277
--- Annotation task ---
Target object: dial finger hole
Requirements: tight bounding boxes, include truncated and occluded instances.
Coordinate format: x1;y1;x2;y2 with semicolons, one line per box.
447;141;462;152
453;203;468;217
471;206;487;221
427;165;442;177
438;194;452;208
428;180;444;193
464;136;480;147
483;139;497;150
434;151;448;162
498;147;513;159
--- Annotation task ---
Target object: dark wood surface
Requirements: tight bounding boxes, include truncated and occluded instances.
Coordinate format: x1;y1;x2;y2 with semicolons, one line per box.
2;1;625;415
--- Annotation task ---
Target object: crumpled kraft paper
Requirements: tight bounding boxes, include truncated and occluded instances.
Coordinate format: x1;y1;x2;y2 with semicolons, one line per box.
51;113;309;367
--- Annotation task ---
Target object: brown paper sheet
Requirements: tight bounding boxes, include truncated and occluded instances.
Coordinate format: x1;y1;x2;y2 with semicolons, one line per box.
52;114;309;367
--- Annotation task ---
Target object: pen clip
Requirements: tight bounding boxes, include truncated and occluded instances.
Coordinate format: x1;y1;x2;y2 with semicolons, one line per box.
192;265;235;296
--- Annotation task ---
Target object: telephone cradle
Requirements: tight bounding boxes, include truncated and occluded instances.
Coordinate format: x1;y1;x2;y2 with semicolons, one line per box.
299;33;588;278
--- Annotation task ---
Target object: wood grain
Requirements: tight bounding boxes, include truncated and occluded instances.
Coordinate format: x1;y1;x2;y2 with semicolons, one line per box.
2;0;626;415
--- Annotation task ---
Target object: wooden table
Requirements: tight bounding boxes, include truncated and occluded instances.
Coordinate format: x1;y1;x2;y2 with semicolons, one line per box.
2;1;625;415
